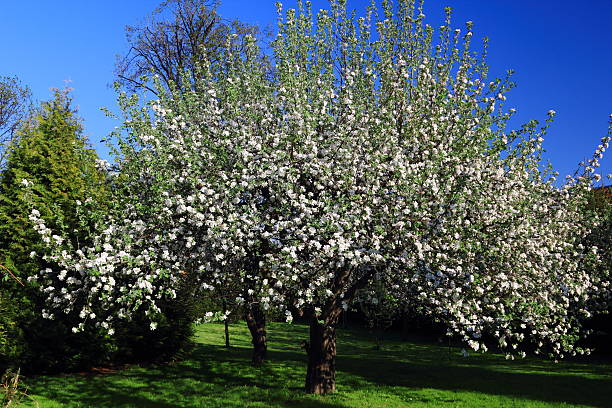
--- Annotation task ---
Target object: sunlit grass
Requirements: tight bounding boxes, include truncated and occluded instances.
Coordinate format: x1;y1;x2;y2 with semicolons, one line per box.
20;322;612;407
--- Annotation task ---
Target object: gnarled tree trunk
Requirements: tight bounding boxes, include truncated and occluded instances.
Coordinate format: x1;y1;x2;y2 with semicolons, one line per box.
304;316;338;394
302;267;371;394
245;303;267;366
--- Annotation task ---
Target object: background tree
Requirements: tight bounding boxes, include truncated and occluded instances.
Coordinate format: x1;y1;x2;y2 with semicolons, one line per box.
353;274;400;350
0;89;109;372
115;0;260;95
115;1;272;363
582;182;612;353
0;76;32;170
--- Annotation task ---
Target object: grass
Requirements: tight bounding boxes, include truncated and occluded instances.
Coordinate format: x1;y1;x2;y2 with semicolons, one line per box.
17;322;612;408
2;368;39;408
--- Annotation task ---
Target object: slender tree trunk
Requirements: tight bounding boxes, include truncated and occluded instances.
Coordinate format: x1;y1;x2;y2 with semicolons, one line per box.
304;316;338;394
245;303;267;366
401;312;409;341
222;299;230;348
224;319;230;348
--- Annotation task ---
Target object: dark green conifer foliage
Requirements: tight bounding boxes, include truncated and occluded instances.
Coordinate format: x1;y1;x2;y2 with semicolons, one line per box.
0;89;108;372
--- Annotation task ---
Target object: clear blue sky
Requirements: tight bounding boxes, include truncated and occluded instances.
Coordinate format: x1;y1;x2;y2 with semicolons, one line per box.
1;0;610;182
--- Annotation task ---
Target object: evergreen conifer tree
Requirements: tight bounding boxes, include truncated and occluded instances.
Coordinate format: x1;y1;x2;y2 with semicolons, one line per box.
0;89;108;372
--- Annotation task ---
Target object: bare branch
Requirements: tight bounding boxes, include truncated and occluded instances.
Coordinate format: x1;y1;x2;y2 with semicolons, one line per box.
114;0;260;95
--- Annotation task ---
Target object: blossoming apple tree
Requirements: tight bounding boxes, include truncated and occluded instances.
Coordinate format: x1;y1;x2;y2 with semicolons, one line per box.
28;0;610;395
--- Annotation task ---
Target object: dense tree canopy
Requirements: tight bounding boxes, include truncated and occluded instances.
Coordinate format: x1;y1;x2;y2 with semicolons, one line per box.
0;89;108;372
0;89;107;275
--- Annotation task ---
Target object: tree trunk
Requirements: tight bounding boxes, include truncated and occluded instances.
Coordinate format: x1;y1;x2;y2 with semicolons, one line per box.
304;317;337;394
224;319;230;348
245;303;267;366
401;312;410;341
222;298;230;348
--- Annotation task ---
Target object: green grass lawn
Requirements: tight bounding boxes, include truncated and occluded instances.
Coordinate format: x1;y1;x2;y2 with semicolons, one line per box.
18;322;612;408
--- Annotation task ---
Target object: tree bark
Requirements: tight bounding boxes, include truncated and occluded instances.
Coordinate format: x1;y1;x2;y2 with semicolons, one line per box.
245;303;267;366
302;266;372;394
304;317;338;394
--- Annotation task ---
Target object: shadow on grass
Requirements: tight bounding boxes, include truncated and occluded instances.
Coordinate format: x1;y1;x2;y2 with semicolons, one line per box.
27;343;340;408
338;349;612;407
26;323;612;408
334;326;612;407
